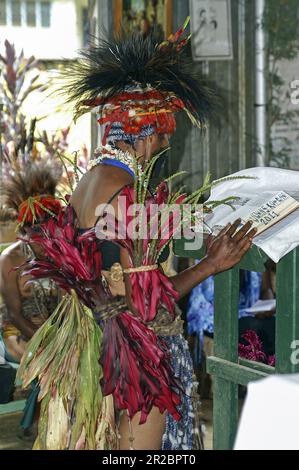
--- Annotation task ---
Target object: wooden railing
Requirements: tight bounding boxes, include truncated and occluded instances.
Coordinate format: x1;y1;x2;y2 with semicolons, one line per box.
174;240;299;449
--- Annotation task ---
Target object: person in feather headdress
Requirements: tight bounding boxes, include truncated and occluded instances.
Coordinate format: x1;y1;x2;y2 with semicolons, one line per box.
17;19;257;451
0;163;62;437
0;162;61;363
64;19;256;450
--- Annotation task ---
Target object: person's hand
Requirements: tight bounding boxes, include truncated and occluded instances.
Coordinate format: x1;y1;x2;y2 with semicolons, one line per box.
204;219;257;274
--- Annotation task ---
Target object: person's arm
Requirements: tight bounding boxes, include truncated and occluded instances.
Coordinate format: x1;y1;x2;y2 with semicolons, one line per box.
260;260;276;300
0;257;38;339
106;187;256;305
170;219;257;298
119;218;256;308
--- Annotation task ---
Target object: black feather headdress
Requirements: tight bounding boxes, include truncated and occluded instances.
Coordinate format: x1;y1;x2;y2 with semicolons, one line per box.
62;18;218;130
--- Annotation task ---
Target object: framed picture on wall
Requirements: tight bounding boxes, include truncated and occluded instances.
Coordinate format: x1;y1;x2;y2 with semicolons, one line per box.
190;0;233;61
114;0;173;38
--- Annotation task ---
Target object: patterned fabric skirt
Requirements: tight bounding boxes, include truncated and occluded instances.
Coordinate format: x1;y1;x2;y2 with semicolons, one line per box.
161;333;203;450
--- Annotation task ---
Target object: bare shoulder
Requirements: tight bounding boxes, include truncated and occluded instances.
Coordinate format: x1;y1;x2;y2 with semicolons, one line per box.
0;242;24;279
70;165;133;227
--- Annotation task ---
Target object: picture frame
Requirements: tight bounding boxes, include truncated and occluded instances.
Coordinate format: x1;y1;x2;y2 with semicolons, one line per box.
113;0;173;38
190;0;233;61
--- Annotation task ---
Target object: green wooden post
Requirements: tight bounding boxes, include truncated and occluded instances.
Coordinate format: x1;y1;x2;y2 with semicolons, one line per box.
212;268;239;450
276;247;299;374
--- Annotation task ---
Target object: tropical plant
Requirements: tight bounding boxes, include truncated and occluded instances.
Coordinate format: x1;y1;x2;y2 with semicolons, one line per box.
0;39;89;191
0;40;45;145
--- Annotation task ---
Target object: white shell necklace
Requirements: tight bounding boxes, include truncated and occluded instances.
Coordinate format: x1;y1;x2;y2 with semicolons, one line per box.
88;144;144;178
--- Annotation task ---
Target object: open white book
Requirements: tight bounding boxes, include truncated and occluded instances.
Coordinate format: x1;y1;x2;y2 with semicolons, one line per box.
205;167;299;262
208;190;299;236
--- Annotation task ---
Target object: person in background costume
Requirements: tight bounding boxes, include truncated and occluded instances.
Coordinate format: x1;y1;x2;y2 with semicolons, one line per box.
0;163;62;432
17;20;257;451
0;163;62;362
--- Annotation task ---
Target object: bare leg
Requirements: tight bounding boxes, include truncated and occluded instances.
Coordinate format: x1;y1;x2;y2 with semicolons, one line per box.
3;336;27;363
119;407;166;450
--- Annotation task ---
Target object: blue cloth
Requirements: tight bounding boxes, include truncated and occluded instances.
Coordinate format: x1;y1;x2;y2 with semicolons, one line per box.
187;267;262;363
100;158;136;178
20;379;39;429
